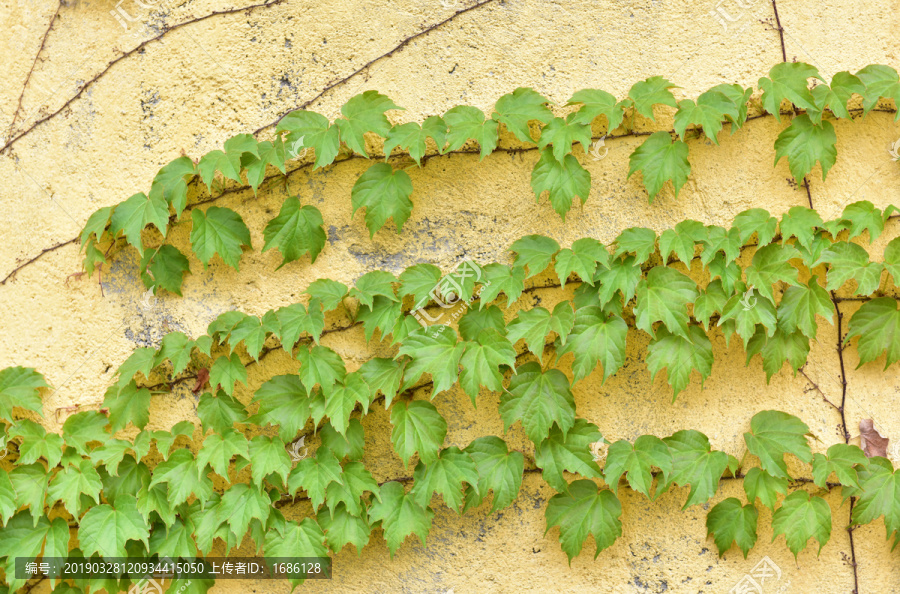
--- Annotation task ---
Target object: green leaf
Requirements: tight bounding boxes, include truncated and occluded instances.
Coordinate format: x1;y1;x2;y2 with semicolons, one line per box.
357;295;403;342
140;245;190;296
673;90;739;143
818;241;884;295
324;459;379;520
248;435;291;487
197;149;242;191
197;390;246;434
263;519;328;587
492;87;553;142
148;449;213;507
62;411;109;455
693;279;730;331
501;362;575;444
464;436;524;513
320;419;365;462
262;198;326;268
82;240;106;278
658;220;704;267
509;235;560;278
745;243;801;304
851;459;900;546
635;266;698;339
358;357;404;409
78;494;150;559
699;224;741;266
399;263;442;306
443;105;498;158
250;375;309;441
733;208;778;246
748;328;811;382
288;448;344;509
555;238;609;288
661;430;729;509
317;503;371;554
276;110;341;168
197;429;249;479
368;481;434;557
780;206;824;250
530;149;592;218
148;156;196;216
646;326;713;399
0;366;47;422
80;206;112;245
718;282;778;348
772;490;831;557
103;382;151;433
604;436;672;498
209;352;248;396
0;513;67;592
243;139;287;193
383;118;447;164
774;114;837;181
297;345;346;395
566;89;629;131
557;306;627;384
109;192;169;255
594;255;641;306
841;200;887;242
390;401;447;467
628;76;678;120
410;446;479;512
397;326;465;396
777;277;833;339
10;420;63;468
190;207;252;270
706;498;758;558
846;298;900;369
459;307;506;342
477;263;526;307
534;419;603;494
459;329;516;404
276;302;325;350
627;132;691;202
351;163;414;236
758;62;822;120
809;71;866;121
9;464;48;524
89;438;133;476
743;410;811;479
47;459;102;516
325;373;371;434
545;480;622;562
812;443;868;488
335;91;403;156
613;227;656;265
856;64;900;118
350;270;399;309
537;117;592;162
743;467;788;511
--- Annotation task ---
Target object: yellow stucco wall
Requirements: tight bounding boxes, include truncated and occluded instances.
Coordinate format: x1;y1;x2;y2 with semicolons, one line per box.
2;0;900;591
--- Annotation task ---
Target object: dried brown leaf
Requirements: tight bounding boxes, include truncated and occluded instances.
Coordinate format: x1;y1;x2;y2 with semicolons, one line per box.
859;419;889;458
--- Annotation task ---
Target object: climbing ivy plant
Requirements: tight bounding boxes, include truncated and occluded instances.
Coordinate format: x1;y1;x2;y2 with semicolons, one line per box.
2;62;900;593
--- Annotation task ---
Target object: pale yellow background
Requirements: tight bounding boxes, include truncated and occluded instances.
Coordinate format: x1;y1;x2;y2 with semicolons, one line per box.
1;0;900;592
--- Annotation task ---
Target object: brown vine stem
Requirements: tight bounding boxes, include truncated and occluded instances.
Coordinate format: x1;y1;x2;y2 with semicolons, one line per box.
0;0;287;155
0;236;77;285
4;1;63;141
770;0;788;63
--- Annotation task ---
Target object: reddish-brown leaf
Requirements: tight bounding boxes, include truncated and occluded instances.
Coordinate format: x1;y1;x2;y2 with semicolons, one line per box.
193;368;210;395
859;419;889;458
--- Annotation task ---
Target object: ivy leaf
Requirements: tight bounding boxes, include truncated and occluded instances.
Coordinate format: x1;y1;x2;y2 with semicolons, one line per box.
149;449;213;506
501;362;575;444
780;206;824;250
10;420;63;468
324;459;379;520
190;207;252;270
287;449;344;509
197;390;246;434
545;480;622;562
335;91;403;156
317;503;371;554
399;263;442;306
809;71;866;122
397;326;465;396
477;263;526;307
537;117;592;162
628;76;678;120
109;192;169;255
627;132;691;202
709;83;752;130
358;357;404;409
556;306;627;384
62;411;109;455
851;458;900;546
148;156;196;217
699;224;741;266
718;283;778;347
534;419;604;494
0;366;47;422
197;149;242;191
604;436;672;498
706;498;758;558
390;401;447;467
276;302;325;350
774;114;837;181
812;443;868;489
297;345;347;395
140;245;190;296
443;105;498;158
555;238;608;288
89;438;133;477
747;328;811;382
595;255;641;306
248;435;292;488
458;306;506;342
325;373;371;435
841;200;887;242
660;430;730;509
772;490;832;557
492;87;553;142
566;89;629;131
410;447;479;512
0;513;68;592
276;110;341;168
79;494;150;559
243;139;287;193
745;243;801;304
509;235;560;278
635;266;698;339
530;149;592;218
673;90;739;143
613;227;656;266
262;198;326;268
693;279;730;331
357;296;402;342
743;467;788;511
383;118;447;164
845;298;900;368
733;208;778;247
856;64;900;118
249;375;309;442
818;241;884;295
320;419;365;462
368;481;434;557
263;519;329;587
350;270;399;309
197;430;249;480
209;353;248;396
47;459;102;517
458;329;516;404
9;464;49;524
658;220;704;267
743;410;812;479
351;163;414;236
884;237;900;289
464;436;524;513
777;278;833;339
80;206;113;245
758;62;822;119
646;326;713;400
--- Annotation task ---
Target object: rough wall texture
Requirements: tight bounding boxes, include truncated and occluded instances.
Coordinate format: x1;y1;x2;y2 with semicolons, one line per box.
1;0;899;592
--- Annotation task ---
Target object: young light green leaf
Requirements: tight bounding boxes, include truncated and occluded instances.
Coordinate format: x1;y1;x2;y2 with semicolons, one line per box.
358;357;404;409
443;105;499;158
646;326;713;400
197;149;242;191
464;436;525;513
197;430;249;479
262;198;326;268
780;206;824;250
603;436;672;498
140;245;190;296
845;298;900;368
812;443;868;488
555;238;609;288
458;329;515;404
297;345;347;395
276;110;341;168
566;89;629;131
808;71;866;122
383;118;447;164
390;401;447;467
748;328;812;382
743;410;812;479
0;366;48;422
777;278;834;339
706;498;758;558
78;494;150;559
190;207;252;270
248;435;292;487
743;467;788;511
325;373;371;435
537;117;592;162
399;263;442;306
335;91;403;156
856;64;900;118
148;156;196;216
62;411;109;455
628;76;678;120
197;390;247;434
745;243;801;304
627;132;691;202
410;446;479;512
317;503;371;554
673;90;739;143
531;149;592;218
634;266;698;339
851;458;900;546
11;420;63;468
533;419;603;494
47;459;102;516
320;419;365;462
661;430;730;509
733;208;778;246
287;449;344;509
459;306;506;341
492;87;553;142
109;192;169;255
501;362;576;444
276;302;325;350
772;490;831;557
545;480;622;562
774;114;837;181
351;163;414;236
250;375;310;441
818;241;884;295
509;235;560;278
758;62;822;119
368;480;434;557
209;352;248;396
397;326;465;396
477;263;525;308
556;306;627;384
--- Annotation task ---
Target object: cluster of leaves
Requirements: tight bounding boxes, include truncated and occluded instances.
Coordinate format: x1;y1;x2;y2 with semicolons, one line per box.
79;63;900;295
4;202;900;591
